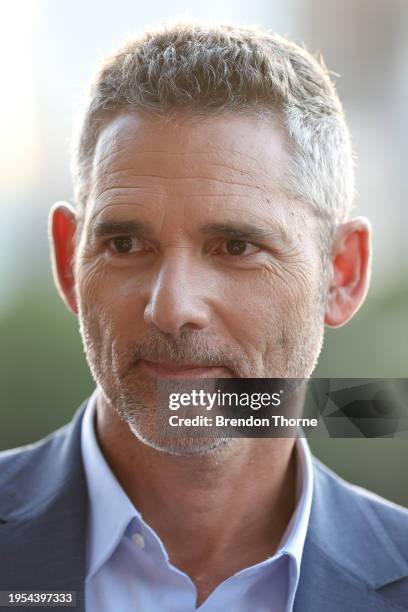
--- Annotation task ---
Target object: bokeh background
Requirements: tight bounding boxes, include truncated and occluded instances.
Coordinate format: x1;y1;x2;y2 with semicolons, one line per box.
1;0;407;505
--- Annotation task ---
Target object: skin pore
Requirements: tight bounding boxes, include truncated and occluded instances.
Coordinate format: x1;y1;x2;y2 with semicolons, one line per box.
50;111;371;606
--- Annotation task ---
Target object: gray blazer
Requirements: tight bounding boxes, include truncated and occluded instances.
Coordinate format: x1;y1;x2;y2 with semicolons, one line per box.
1;398;408;611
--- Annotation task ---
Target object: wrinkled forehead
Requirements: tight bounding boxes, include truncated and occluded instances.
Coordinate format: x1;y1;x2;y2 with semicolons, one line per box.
79;110;315;244
89;110;291;199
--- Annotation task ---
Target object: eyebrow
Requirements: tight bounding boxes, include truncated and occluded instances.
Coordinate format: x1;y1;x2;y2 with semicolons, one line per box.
92;220;155;239
91;218;289;244
199;222;289;243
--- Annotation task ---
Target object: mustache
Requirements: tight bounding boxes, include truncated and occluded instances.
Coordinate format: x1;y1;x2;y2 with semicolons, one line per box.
120;329;250;377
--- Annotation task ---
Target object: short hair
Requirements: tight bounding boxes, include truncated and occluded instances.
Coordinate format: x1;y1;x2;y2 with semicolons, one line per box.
72;21;354;248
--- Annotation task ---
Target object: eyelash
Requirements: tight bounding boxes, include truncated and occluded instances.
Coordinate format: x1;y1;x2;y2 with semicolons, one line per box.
106;236;262;257
107;236;151;255
211;239;261;257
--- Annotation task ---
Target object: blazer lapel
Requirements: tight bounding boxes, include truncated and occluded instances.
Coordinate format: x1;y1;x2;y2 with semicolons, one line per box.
0;400;89;612
294;538;402;612
294;458;408;612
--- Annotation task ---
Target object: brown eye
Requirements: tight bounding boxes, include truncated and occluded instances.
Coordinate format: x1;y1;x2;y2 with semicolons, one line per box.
111;236;135;253
225;239;248;255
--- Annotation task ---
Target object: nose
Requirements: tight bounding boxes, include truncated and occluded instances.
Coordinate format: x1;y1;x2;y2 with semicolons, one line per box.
144;251;212;335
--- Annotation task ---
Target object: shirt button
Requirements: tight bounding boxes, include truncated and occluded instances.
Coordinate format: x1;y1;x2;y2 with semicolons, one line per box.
132;533;146;549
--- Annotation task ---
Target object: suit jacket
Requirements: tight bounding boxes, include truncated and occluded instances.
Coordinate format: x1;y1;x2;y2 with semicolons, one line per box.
1;397;408;612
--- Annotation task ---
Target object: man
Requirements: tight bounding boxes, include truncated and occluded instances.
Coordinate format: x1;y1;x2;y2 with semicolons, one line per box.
1;21;407;612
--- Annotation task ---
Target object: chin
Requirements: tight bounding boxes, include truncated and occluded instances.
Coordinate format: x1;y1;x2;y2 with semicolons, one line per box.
128;423;231;457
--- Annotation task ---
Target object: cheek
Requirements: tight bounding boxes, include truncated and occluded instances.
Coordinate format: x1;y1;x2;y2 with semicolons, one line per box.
77;258;142;324
279;267;318;321
76;260;150;373
76;257;108;316
76;260;119;367
217;272;287;356
221;259;322;349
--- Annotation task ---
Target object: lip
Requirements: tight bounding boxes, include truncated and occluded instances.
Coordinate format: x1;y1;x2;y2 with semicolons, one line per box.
134;359;233;379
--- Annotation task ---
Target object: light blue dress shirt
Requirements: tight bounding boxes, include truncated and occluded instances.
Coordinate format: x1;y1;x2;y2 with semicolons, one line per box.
81;388;314;612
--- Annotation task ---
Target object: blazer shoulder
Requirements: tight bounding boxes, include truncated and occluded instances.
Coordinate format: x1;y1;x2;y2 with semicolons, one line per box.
0;402;87;520
1;420;71;469
313;456;408;551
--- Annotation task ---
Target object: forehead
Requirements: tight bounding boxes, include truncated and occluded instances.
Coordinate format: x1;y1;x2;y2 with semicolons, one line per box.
84;110;308;237
93;109;288;168
90;110;289;188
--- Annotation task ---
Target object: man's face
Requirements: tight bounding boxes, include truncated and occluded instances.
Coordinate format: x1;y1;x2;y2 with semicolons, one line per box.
74;111;326;453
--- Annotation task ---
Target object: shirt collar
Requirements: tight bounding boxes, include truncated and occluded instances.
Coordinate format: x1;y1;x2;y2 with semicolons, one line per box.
81;388;139;579
81;387;314;580
277;430;314;575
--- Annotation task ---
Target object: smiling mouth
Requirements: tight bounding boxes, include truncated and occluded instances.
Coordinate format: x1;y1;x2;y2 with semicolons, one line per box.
134;359;233;379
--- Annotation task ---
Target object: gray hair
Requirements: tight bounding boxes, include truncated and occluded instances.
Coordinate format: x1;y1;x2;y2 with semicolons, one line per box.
72;21;354;248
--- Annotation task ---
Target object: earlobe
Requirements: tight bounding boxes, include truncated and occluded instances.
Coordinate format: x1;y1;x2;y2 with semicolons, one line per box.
49;202;79;315
324;217;371;328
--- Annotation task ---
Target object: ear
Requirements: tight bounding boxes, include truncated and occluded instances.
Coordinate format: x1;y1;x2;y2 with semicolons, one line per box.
49;201;78;315
325;216;372;328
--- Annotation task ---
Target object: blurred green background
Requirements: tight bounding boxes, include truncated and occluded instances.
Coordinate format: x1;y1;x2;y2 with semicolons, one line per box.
1;0;407;507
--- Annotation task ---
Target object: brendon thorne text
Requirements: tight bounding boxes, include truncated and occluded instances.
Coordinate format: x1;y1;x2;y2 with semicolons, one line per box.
168;415;318;428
